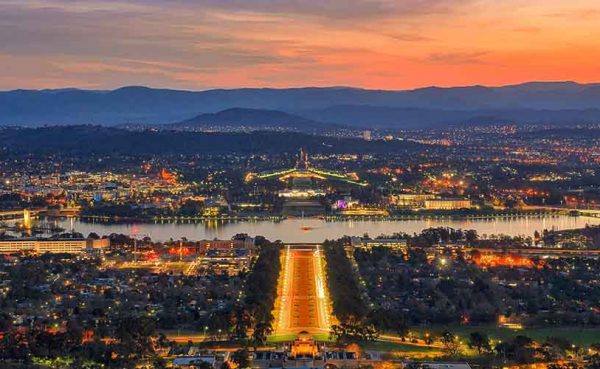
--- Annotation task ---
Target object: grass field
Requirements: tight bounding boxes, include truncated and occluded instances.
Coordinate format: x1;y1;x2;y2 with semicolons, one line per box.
268;332;444;359
268;331;332;343
360;340;438;352
408;325;600;347
359;341;445;360
165;324;600;353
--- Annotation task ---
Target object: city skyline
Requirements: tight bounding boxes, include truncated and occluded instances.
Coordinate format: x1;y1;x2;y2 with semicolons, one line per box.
1;0;600;90
2;2;600;369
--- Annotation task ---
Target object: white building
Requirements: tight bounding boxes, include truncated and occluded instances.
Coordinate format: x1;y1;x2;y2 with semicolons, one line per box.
424;198;472;210
0;238;109;254
351;237;407;251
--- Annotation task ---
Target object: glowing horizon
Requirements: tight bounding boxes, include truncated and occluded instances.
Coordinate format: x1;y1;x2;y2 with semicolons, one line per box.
1;0;600;90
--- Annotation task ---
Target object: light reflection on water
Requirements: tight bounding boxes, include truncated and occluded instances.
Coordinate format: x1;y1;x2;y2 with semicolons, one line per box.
41;216;600;243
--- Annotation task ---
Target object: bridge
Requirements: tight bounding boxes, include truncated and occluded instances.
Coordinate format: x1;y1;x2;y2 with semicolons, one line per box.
0;208;44;221
524;205;600;218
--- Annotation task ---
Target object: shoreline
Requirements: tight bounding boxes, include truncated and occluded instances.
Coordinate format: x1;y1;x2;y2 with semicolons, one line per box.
69;209;569;224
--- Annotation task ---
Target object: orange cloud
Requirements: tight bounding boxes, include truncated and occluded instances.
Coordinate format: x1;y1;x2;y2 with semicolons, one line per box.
0;0;599;90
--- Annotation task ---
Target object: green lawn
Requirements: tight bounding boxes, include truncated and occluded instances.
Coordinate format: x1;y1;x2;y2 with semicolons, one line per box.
163;324;600;352
408;325;600;347
268;332;332;343
360;340;439;353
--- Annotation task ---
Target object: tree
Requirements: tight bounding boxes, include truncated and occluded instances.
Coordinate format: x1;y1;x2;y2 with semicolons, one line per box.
152;357;168;369
468;331;491;354
441;330;461;357
252;321;272;347
114;316;157;361
330;316;378;343
465;230;478;244
242;243;281;341
513;335;533;347
197;361;214;369
534;230;541;245
231;349;250;369
586;354;600;369
324;241;369;320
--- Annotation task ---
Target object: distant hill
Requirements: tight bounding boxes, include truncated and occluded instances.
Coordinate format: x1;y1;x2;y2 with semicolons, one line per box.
169;108;337;132
2;82;600;127
299;105;600;129
0;126;424;155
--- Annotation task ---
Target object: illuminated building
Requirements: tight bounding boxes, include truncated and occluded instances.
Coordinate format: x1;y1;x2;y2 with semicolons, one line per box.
289;331;319;359
202;206;221;217
497;315;524;330
246;148;368;187
351;237;407;251
248;149;368;216
424;198;472;210
472;253;537;268
332;196;359;210
390;193;436;208
0;238;109;254
362;130;372;141
339;206;389;216
278;188;326;198
196;238;255;275
22;209;32;229
159;168;176;184
199;238;255;252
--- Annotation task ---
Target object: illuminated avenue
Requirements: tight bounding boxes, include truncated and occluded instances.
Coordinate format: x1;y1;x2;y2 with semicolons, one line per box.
274;244;333;336
4;0;600;368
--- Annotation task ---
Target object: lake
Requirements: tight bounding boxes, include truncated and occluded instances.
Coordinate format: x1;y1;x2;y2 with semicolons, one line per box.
45;215;600;243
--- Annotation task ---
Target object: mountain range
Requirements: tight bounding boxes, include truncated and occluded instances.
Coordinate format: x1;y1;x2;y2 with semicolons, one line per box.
2;81;600;129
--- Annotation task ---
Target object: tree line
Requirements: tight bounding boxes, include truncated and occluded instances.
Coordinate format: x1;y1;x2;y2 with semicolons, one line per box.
323;240;376;343
231;238;281;346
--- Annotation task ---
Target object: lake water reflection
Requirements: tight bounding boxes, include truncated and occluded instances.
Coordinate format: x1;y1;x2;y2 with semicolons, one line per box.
48;216;600;243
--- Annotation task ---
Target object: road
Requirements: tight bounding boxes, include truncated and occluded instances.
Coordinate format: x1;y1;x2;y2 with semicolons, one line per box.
523;205;600;218
274;245;333;336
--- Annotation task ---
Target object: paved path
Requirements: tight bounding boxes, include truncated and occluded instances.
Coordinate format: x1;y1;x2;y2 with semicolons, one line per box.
274;245;333;335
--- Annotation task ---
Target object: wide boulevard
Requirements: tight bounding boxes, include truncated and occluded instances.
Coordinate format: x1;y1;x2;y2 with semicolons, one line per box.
273;244;333;337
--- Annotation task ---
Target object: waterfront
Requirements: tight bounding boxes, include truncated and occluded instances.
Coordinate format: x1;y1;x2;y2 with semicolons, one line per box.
45;215;600;242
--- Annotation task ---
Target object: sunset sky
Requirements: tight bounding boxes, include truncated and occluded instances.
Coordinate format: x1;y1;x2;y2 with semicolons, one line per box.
1;0;599;90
